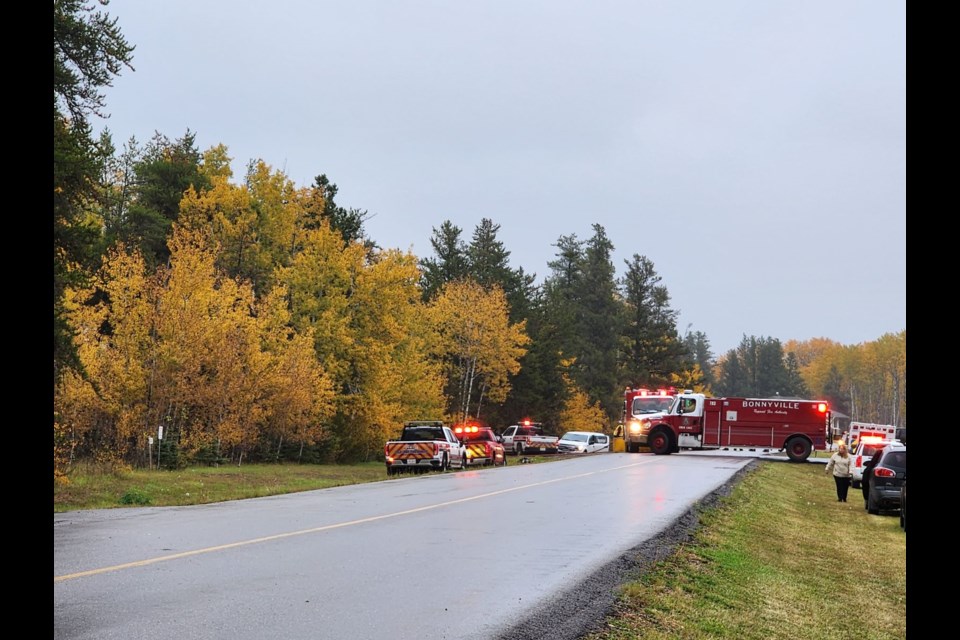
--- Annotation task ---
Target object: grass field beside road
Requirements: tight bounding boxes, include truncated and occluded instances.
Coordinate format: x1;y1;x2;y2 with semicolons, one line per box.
54;454;906;639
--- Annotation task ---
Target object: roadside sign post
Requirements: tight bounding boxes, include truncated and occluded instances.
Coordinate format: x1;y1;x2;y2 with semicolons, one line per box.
148;436;154;469
157;426;164;470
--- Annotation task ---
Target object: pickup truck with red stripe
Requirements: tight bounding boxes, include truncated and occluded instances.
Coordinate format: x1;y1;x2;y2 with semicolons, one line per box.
384;421;467;476
500;421;559;455
453;423;507;467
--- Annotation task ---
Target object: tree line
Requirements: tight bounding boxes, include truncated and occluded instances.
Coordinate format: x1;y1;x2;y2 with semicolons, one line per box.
54;1;906;476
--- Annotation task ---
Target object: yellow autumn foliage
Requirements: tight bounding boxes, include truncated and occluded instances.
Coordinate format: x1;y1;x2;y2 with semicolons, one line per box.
428;279;530;423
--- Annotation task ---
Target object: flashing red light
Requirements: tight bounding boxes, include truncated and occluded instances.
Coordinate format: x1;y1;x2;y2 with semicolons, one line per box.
523;419;531;426
454;424;480;435
817;402;828;413
657;389;669;396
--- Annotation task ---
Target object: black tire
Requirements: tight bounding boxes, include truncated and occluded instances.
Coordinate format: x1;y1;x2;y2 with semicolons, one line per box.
867;490;880;515
649;429;672;456
460;452;467;470
851;480;861;489
625;442;637;453
900;510;905;530
785;437;812;462
440;453;449;472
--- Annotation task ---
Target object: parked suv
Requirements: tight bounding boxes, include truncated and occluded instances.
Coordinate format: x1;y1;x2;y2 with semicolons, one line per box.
557;431;610;453
851;436;893;489
864;441;906;515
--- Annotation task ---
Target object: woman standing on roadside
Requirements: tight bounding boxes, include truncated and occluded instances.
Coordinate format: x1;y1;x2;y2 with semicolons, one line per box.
825;442;853;502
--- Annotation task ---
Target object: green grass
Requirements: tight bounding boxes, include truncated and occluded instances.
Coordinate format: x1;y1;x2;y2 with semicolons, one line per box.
54;453;905;640
53;454;561;511
54;460;388;511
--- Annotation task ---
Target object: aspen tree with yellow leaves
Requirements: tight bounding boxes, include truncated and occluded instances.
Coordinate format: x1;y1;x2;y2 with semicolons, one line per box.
147;226;265;463
557;373;607;433
278;226;446;461
178;172;264;290
256;286;336;462
428;279;530;425
56;244;154;471
339;249;446;453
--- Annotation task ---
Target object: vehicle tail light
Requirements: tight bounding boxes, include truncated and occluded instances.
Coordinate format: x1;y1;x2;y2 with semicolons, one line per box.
855;456;862;468
874;467;896;478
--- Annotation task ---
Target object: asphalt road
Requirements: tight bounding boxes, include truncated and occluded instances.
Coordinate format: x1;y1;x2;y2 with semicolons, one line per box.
55;452;763;640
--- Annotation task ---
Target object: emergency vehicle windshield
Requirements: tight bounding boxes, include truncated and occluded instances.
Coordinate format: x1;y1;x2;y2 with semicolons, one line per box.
632;396;674;414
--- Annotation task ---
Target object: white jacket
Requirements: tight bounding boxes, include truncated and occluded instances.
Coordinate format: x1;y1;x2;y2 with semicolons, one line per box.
825;453;853;478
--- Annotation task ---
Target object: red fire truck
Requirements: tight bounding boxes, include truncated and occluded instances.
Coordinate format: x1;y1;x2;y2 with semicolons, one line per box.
618;387;677;453
626;391;830;462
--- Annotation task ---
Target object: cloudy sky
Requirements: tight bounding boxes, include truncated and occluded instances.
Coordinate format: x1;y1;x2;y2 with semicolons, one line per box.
94;0;906;356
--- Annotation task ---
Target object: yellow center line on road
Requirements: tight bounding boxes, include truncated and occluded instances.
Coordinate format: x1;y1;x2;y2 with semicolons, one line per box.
55;460;647;583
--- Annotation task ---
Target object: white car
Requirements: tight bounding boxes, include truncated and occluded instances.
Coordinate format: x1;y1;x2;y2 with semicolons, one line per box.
557;431;609;453
851;436;895;489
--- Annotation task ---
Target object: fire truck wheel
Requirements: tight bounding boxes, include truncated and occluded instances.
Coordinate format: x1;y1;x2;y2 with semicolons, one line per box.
649;430;672;455
785;437;812;462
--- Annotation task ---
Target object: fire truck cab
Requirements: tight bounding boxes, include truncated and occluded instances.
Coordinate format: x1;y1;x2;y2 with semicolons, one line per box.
617;387;677;453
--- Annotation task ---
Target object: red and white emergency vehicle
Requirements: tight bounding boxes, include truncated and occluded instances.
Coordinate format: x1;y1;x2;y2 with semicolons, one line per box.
844;421;897;449
499;420;559;455
625;391;830;462
454;423;507;467
618;387;677;453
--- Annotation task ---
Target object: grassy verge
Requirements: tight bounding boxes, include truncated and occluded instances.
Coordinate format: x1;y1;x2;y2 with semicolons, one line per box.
53;454;568;512
54;461;388;511
584;461;906;640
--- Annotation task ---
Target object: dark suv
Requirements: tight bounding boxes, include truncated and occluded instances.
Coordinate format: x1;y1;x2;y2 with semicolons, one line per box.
864;441;906;515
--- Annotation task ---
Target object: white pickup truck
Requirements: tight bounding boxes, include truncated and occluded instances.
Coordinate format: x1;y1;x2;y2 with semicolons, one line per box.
499;422;559;455
384;421;467;475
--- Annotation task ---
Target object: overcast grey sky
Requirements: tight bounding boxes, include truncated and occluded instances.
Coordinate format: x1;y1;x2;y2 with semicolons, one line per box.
95;0;906;357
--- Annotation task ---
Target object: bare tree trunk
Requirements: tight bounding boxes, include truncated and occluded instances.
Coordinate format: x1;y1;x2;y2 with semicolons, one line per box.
464;357;479;423
475;383;486;419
